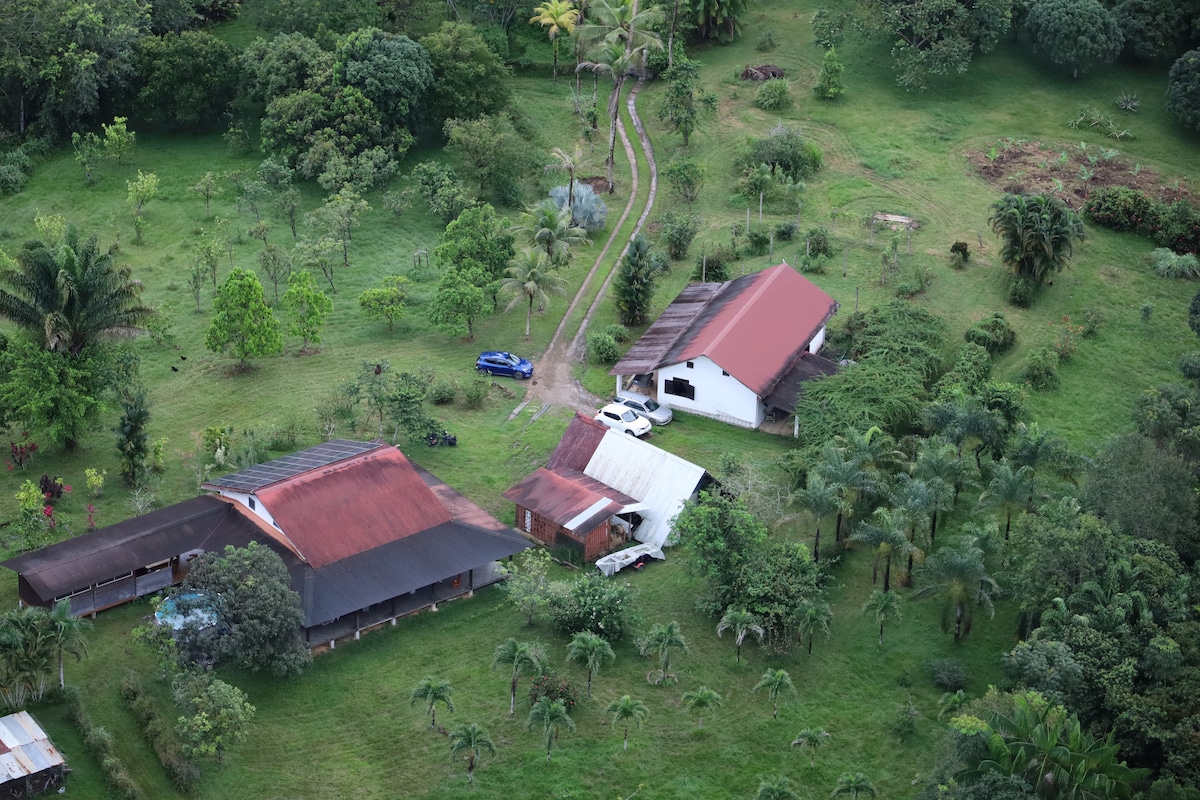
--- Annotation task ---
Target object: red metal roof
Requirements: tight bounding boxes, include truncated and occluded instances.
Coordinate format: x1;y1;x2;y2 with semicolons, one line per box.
502;468;637;532
256;447;451;569
546;413;608;472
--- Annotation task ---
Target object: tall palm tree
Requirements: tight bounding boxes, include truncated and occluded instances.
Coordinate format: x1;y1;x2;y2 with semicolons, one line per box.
0;228;155;356
716;608;763;663
682;685;722;727
527;696;575;762
913;543;1000;641
448;723;496;784
639;621;688;684
547;145;588;214
831;772;876;800
606;694;648;750
565;631;614;697
989;193;1086;285
492;638;545;715
1009;422;1081;486
512;199;591;266
530;0;580;84
502;249;568;339
861;590;903;647
976;462;1034;539
813;443;869;543
796;600;832;656
791;473;840;562
756;776;800;800
791;727;831;767
410;676;454;728
575;41;622;130
851;507;914;592
914;437;966;510
754;668;795;720
47;599;90;690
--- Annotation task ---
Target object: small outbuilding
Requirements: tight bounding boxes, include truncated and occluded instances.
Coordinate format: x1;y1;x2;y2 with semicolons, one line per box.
0;711;67;798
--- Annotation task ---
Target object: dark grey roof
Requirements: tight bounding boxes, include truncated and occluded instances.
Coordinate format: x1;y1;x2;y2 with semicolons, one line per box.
762;353;841;414
202;439;383;493
610;283;723;376
0;496;265;601
301;522;531;626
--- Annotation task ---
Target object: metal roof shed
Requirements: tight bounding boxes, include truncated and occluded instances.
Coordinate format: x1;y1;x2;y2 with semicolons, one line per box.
0;711;67;797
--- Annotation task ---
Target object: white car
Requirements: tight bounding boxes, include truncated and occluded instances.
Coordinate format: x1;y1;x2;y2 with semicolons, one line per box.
614;390;672;425
594;403;653;437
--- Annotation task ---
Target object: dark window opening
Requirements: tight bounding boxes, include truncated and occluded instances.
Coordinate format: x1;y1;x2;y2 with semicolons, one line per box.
721;370;729;376
664;377;695;400
685;361;694;369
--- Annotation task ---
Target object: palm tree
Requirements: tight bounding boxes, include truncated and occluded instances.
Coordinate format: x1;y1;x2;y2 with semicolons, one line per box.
796;600;832;656
502;248;568;339
989;192;1086;285
716;608;763;663
606;694;648;750
492;638;545;715
527;696;575;762
913;543;1000;641
1010;422;1081;486
851;507;914;592
976;462;1033;539
566;631;615;698
47;599;90;689
791;473;840;562
861;590;903;647
410;676;454;728
575;41;622;130
682;685;722;727
530;0;580;84
754;668;796;719
831;772;876;800
756;776;800;800
547;145;588;214
448;723;496;784
0;228;155;356
0;606;55;705
791;727;831;767
914;437;966;511
893;474;940;580
639;621;688;684
813;443;869;543
511;199;591;266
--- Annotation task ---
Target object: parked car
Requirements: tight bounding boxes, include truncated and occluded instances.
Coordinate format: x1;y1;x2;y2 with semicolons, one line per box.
594;403;653;437
614;390;672;425
475;351;533;379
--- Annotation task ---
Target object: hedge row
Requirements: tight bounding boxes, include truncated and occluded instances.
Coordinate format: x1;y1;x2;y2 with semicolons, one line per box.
1084;187;1200;254
119;673;201;794
63;685;146;800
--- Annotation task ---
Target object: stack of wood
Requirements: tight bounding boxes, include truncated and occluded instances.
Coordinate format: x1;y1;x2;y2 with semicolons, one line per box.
740;64;787;81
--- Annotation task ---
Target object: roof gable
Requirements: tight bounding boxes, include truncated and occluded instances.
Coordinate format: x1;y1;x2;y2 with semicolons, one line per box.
546;413;608;472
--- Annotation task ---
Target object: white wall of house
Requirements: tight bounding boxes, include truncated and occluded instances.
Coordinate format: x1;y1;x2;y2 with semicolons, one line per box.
657;356;762;428
809;325;827;354
213;489;281;529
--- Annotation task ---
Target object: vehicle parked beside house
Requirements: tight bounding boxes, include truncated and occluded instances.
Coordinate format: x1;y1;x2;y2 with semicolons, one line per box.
594;403;652;437
614;390;672;425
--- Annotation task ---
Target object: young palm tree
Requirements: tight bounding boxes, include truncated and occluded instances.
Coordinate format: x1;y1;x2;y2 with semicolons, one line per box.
791;727;831;767
976;462;1034;539
575;42;623;130
448;723;496;784
812;443;869;543
851;507;915;592
716;608;763;663
913;543;1000;641
530;0;580;84
502;248;568;338
0;228;155;356
410;676;454;728
861;589;903;647
754;668;796;720
511;199;591;266
989;192;1086;285
1010;422;1081;486
47;599;91;689
756;776;800;800
565;631;615;697
831;772;876;800
547;145;588;214
527;696;575;762
0;606;55;704
892;474;938;581
605;694;648;750
682;685;722;727
639;621;688;684
796;600;832;656
914;437;966;510
492;638;545;714
791;473;840;562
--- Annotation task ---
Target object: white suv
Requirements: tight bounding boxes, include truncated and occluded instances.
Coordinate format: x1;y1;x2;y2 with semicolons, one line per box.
614;391;672;425
594;403;653;437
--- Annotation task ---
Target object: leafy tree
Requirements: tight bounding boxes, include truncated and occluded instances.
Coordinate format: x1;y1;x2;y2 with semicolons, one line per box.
791;727;831;767
913;542;999;641
797;599;832;656
103;116;136;164
861;589;902;646
282;269;333;352
831;772;876;800
436;204;515;307
240;32;333;104
409;161;476;224
294;236;341;294
498;548;554;625
308;188;370;269
545;572;638;639
527;697;575;762
492;638;545;715
114;390;150;486
565;631;614;697
1026;0;1122;77
192;171;221;213
692;0;752;42
410;676;454;728
126;171;159;238
1002;639;1083;706
206;268;283;369
429;266;487;339
1114;0;1184;61
530;0;579;83
613;233;661;325
358;275;408;332
134;31;240;126
606;695;648;750
754;668;796;719
682;685;722;727
851;507;914;592
250;0;382;37
756;776;800;800
716;608;764;663
1168;50;1200;134
0;334;110;450
671;489;769;609
173;671;255;762
176;542;311;676
448;723;495;785
0;228;154;355
444;115;518;192
639;621;688;684
71;131;103;184
990;193;1085;287
502;249;568;338
420;22;511;124
257;244;292;305
814;47;845;100
333;27;431;128
657;57;717;146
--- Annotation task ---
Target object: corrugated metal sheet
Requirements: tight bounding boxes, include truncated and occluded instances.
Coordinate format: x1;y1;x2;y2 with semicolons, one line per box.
546;414;608;472
256;447;451;569
583;430;708;549
610;283;722;376
0;712;64;784
502;468;634;533
762;352;841;413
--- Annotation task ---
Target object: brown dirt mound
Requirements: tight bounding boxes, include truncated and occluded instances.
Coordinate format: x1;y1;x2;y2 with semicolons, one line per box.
579;175;612;195
740;64;787;81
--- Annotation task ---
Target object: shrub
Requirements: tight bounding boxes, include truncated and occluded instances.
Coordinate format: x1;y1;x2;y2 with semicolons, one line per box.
1081;309;1102;338
745;225;771;256
547;572;638;640
428;378;458;405
950;240;969;269
1007;277;1035;307
550;183;608;232
745;123;823;182
803;227;834;259
895;265;932;298
814;47;844;100
964;312;1017;354
1141;301;1155;323
1149;200;1200;254
933;342;992;399
693;245;735;282
1051;316;1083;361
755;27;778;51
586;331;621;363
1179;351;1200;383
658;211;701;260
528;672;580;711
893;699;921;741
599;323;630;343
1024;346;1061;392
164;754;202;794
754;79;792;111
1149;247;1200;279
929;658;970;691
799;255;826;274
774;220;798;241
463;379;489;409
1083;186;1156;232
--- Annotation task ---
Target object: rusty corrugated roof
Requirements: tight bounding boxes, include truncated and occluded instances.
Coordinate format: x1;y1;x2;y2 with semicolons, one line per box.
610;283;723;376
502;468;636;533
0;711;64;783
256;447;451;569
546;413;608;472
